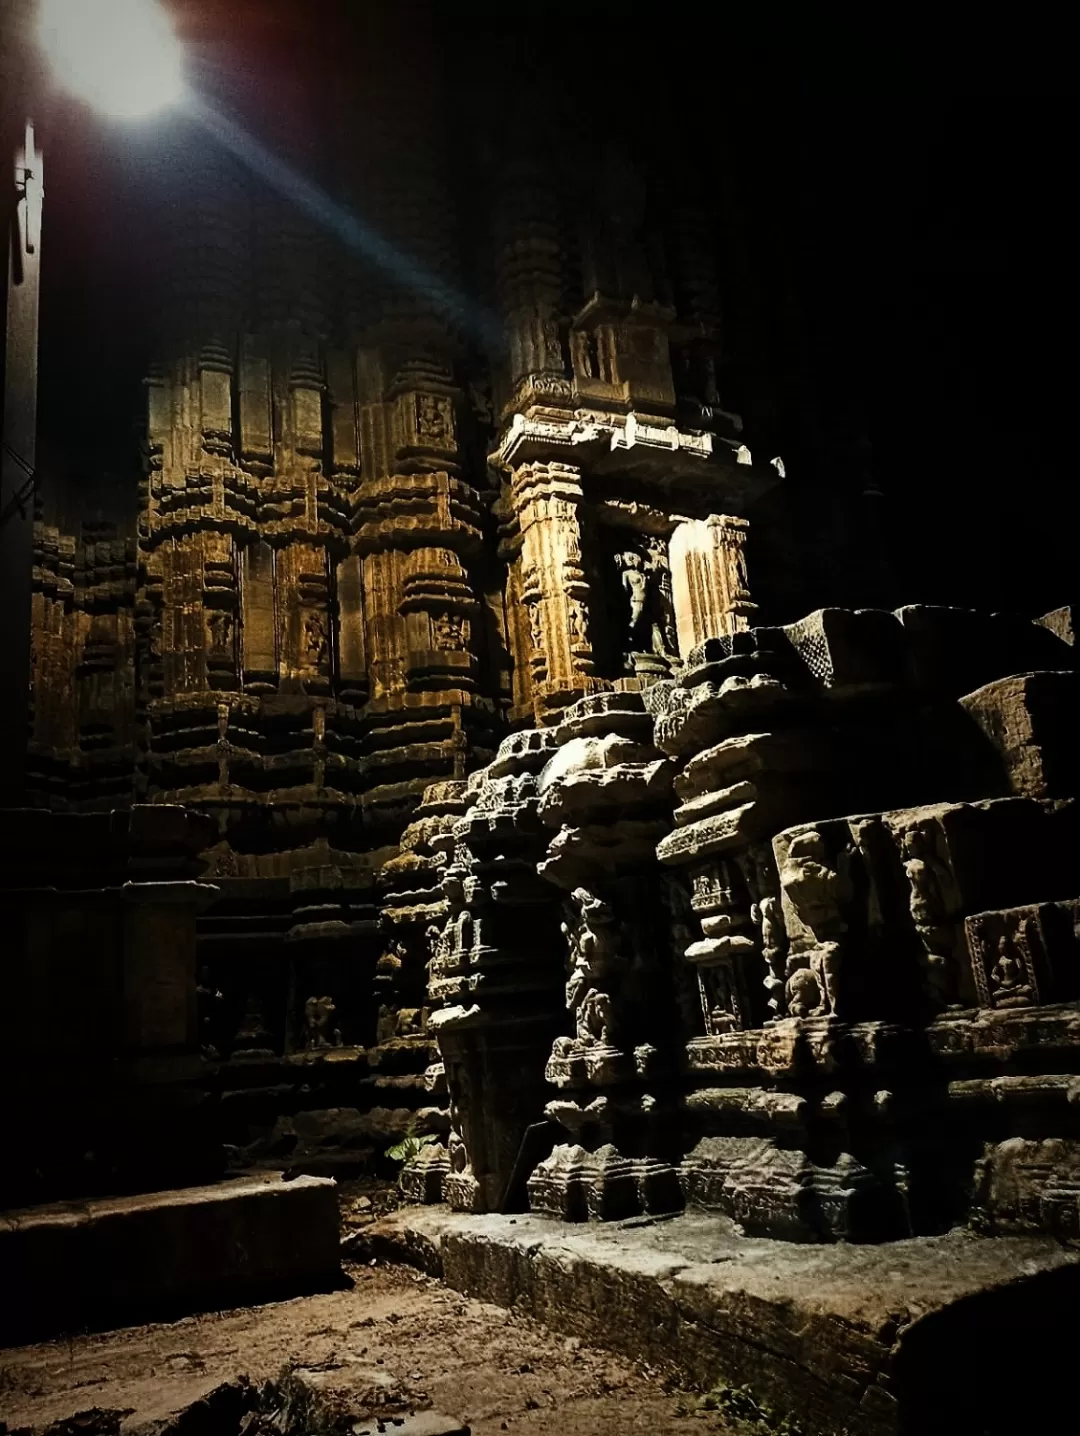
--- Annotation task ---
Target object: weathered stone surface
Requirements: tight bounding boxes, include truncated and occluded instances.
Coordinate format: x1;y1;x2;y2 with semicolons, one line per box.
355;1206;1080;1436
959;669;1079;798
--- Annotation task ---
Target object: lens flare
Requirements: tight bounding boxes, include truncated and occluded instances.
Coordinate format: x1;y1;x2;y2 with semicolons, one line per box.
39;0;186;120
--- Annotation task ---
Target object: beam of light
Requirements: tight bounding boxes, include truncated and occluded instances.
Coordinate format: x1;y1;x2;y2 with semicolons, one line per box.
191;99;505;353
39;0;186;121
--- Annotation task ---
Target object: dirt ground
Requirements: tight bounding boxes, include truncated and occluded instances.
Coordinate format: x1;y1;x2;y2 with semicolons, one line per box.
0;1181;738;1435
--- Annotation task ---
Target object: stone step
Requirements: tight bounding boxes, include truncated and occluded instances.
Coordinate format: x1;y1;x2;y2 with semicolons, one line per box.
0;1173;341;1347
349;1206;1080;1436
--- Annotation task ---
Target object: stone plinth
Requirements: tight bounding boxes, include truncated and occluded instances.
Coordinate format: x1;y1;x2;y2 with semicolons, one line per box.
349;1206;1080;1436
0;1173;341;1346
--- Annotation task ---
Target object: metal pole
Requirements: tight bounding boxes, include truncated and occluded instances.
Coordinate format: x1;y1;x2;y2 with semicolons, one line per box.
0;119;42;808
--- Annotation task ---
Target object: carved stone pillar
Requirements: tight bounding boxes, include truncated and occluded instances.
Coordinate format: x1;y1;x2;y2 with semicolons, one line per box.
668;514;755;658
510;462;601;723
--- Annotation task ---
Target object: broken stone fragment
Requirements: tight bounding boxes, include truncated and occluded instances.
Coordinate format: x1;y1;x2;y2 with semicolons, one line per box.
959;669;1079;799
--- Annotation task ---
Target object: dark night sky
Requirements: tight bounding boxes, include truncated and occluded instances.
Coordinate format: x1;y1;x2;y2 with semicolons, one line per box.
26;3;1073;617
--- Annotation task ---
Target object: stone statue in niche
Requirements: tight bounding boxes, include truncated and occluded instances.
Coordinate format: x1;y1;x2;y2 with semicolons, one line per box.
304;994;343;1049
427;920;451;969
699;961;742;1033
207;611;232;652
779;829;853;1019
786;965;826;1019
304;612;329;667
724;529;753;603
744;846;788;1020
433;610;466;650
989;930;1036;1008
559;887;622;1048
574;330;603;382
567;600;585;644
616;544;678;662
416;392;453;446
900;827;957;1003
448;1126;468;1175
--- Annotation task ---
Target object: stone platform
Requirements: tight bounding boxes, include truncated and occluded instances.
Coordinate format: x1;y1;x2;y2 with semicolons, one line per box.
0;1173;341;1346
348;1207;1080;1436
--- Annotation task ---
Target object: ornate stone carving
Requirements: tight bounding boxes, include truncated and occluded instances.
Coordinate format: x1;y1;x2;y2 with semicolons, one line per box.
668;515;755;656
303;995;343;1050
558;887;624;1049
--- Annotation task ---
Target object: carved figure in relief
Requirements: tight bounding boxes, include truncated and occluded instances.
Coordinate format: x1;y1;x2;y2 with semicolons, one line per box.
756;893;787;1015
560;887;621;1047
617;550;649;638
699;961;741;1033
416;393;452;445
378;939;406;978
427;921;451;970
900;827;957;1001
728;533;752;602
304;995;343;1049
304;612;329;667
780;830;852;1017
448;1127;468;1174
616;547;677;659
786;965;824;1019
433;610;465;650
745;846;789;1019
208;610;232;651
990;932;1035;1008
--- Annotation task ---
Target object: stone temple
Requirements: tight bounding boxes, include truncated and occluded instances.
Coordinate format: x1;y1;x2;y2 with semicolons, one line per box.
2;4;1077;1434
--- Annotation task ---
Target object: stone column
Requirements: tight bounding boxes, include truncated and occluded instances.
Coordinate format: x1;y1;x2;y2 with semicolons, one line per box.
668;514;755;658
511;462;600;723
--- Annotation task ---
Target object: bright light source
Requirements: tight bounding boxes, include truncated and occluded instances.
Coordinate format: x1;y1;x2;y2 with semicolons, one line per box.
39;0;186;120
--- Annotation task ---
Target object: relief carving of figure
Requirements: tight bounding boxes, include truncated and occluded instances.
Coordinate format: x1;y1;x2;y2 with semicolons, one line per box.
427;920;451;971
756;893;787;1016
566;600;585;644
561;887;621;1047
304;995;343;1049
785;965;825;1019
304;611;329;667
745;846;789;1019
527;602;545;654
432;610;466;650
699;962;741;1033
989;931;1035;1009
208;610;232;652
780;829;852;1018
448;1127;468;1174
616;546;677;661
900;827;957;1002
417;392;452;446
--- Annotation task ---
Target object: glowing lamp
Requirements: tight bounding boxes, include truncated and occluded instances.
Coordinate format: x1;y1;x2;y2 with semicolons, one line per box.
38;0;186;120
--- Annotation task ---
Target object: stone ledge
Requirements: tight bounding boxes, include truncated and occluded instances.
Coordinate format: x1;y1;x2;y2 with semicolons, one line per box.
0;1173;342;1347
347;1207;1080;1435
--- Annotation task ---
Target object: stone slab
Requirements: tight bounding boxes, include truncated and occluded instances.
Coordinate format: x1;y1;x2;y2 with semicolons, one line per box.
348;1207;1080;1436
0;1174;341;1347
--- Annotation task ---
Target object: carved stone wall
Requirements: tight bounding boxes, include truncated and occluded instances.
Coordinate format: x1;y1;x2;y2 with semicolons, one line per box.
25;16;1080;1232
